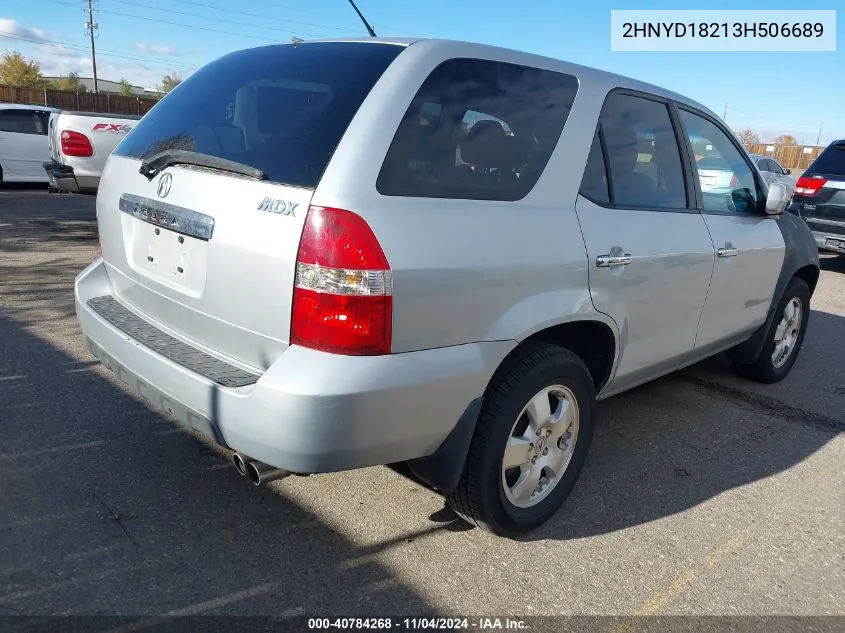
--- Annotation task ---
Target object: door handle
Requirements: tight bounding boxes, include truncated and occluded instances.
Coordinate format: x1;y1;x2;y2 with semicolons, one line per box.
596;254;633;267
717;247;738;258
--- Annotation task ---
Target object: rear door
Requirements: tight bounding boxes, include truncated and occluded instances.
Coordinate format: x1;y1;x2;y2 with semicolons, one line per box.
97;41;403;370
793;141;845;248
675;107;785;354
575;91;715;394
0;108;49;179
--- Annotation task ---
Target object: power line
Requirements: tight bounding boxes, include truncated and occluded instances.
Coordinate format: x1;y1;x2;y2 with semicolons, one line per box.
0;32;196;70
44;0;280;42
167;0;359;33
103;0;328;38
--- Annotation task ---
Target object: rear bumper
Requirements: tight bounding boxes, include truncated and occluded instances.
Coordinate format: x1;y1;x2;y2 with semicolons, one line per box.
812;231;845;254
75;258;511;474
44;161;79;193
43;161;100;193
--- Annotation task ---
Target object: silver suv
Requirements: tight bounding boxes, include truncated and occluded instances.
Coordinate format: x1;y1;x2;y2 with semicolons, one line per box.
75;38;820;536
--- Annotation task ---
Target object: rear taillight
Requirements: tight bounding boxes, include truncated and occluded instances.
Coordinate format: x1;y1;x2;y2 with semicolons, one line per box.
729;173;739;189
794;175;827;196
60;130;93;157
291;206;392;356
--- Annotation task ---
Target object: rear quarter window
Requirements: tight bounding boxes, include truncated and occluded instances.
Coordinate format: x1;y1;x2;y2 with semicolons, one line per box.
113;42;402;188
808;142;845;176
376;58;579;201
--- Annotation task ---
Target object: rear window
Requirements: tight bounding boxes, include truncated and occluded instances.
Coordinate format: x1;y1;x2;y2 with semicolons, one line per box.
807;142;845;176
114;42;402;188
376;58;579;201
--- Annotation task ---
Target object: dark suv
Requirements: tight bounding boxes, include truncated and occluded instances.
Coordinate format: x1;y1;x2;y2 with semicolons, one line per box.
790;140;845;253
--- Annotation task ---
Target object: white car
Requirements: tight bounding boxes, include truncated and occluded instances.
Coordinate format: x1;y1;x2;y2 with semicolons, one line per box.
696;156;738;194
0;103;58;184
749;153;796;188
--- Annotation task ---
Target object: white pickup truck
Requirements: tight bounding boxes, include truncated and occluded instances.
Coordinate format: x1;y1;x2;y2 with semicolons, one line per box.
43;110;141;193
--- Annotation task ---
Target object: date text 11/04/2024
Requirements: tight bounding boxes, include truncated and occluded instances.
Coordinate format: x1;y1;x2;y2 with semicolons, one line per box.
307;618;528;630
622;22;824;38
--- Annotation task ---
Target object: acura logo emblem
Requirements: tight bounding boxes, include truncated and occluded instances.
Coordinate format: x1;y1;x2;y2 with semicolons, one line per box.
157;173;172;199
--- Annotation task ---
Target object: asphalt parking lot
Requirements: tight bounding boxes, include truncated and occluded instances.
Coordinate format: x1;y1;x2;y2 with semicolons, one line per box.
1;186;843;619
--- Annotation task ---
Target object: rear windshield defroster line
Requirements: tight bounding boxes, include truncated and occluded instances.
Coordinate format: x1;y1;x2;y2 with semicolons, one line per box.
114;42;403;189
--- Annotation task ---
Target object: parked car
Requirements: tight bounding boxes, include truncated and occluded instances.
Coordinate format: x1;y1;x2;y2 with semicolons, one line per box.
43;110;141;193
0;103;58;184
694;155;739;194
789;140;845;254
74;38;820;537
749;153;796;187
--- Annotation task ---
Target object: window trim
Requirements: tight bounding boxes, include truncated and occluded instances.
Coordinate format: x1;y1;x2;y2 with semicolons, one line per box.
579;87;698;214
577;129;612;207
673;102;768;218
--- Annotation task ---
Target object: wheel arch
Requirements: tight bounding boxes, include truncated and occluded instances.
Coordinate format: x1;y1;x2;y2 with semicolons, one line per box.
405;318;618;494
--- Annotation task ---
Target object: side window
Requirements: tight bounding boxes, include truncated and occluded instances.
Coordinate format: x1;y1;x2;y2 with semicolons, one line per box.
769;159;784;175
579;130;610;204
34;111;50;135
756;158;769;172
598;93;687;210
0;110;39;134
376;58;579;201
678;109;760;215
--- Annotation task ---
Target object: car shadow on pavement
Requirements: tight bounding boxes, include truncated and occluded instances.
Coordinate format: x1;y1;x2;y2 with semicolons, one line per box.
0;313;440;616
525;308;843;542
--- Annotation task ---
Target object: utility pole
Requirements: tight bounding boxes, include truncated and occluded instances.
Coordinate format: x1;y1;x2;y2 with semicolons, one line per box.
722;102;728;120
84;0;99;94
346;0;377;37
816;122;823;146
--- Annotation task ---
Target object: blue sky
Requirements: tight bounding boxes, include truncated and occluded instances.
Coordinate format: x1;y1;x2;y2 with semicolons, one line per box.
1;0;841;143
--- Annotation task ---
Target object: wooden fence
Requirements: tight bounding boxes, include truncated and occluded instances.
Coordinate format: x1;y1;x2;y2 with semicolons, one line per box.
0;85;159;115
744;143;826;172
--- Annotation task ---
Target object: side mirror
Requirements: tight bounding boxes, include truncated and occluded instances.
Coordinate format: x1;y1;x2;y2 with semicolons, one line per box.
765;182;790;215
784;168;792;175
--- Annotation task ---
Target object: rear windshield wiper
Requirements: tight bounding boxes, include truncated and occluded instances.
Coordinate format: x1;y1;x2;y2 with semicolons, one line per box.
139;149;267;181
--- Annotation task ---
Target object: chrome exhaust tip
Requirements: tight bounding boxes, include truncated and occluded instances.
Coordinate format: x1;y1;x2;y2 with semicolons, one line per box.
232;453;248;477
246;461;292;487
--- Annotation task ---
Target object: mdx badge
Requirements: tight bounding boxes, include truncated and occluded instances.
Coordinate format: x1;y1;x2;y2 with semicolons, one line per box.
257;198;298;216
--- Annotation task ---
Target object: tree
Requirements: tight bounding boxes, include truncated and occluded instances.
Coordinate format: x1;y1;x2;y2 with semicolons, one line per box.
157;73;182;94
118;78;134;97
735;128;760;145
774;134;798;146
0;51;44;87
50;72;87;92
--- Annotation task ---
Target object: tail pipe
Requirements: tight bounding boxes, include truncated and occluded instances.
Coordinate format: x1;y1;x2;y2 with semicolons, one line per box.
232;452;248;477
246;461;292;487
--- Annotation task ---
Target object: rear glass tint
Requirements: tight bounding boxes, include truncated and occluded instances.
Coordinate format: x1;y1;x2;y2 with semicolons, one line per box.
808;142;845;176
376;58;579;201
114;42;402;188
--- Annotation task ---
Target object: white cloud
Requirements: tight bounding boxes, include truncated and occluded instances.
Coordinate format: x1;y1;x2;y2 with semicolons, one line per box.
0;17;49;45
39;53;166;88
132;43;181;57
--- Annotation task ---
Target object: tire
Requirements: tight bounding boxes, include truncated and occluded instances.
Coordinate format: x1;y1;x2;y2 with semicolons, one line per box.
447;342;595;537
733;276;810;384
